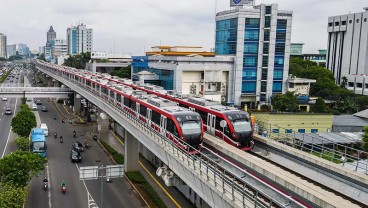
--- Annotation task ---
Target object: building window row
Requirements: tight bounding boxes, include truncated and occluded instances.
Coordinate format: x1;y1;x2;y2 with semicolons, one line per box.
348;82;368;89
330;18;368;27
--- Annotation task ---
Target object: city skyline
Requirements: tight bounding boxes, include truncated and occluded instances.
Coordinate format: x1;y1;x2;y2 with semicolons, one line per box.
0;0;365;55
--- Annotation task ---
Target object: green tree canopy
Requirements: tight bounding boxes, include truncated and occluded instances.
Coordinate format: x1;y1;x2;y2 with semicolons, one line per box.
0;183;27;208
110;65;131;79
271;91;299;112
362;126;368;152
15;137;29;151
0;151;47;187
11;106;36;137
312;97;327;113
63;52;91;69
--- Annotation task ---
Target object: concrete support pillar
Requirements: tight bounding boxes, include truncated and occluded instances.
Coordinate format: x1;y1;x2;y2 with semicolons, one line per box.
92;60;97;73
47;77;53;87
97;112;110;134
73;93;82;115
124;129;140;172
53;80;59;87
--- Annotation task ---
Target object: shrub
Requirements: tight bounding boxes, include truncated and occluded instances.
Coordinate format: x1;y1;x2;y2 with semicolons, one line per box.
15;137;29;151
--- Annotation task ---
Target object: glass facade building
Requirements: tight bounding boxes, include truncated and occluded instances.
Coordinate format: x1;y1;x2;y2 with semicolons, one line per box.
215;4;292;108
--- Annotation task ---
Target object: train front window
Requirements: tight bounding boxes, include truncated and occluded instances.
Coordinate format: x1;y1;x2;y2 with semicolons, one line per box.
232;119;252;133
181;121;201;135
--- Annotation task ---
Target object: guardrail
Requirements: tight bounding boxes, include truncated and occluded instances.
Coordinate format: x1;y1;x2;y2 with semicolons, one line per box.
256;121;368;174
36;61;307;208
0;87;73;92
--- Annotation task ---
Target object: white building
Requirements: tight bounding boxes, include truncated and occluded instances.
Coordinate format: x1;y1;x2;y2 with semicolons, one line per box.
52;39;67;57
327;7;368;95
0;33;7;58
7;44;16;58
216;2;293;108
287;76;316;96
67;23;93;55
39;46;45;55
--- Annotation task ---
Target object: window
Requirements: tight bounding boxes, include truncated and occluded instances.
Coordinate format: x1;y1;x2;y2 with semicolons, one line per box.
262;56;268;67
131;101;136;111
197;110;207;124
311;129;318;133
264;30;270;41
244;43;258;53
263;43;269;54
328;22;333;27
298;129;305;133
285;129;292;133
242;82;256;93
365;18;367;22
261;82;267;92
124;97;130;106
140;105;147;117
289;82;294;88
261;69;267;80
265;6;272;14
151;111;160;124
341;21;346;25
357;83;363;88
356;19;360;23
273;82;282;92
242;69;257;80
244;30;259;40
348;82;354;87
272;129;279;133
260;94;266;101
365;84;368;89
335;22;339;26
277;20;287;29
274;56;284;66
265;16;271;28
273;70;283;80
245;18;260;28
349;20;352;24
244;56;257;67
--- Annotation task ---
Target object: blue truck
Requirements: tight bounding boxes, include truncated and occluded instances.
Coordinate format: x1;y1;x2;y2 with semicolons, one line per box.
30;128;47;157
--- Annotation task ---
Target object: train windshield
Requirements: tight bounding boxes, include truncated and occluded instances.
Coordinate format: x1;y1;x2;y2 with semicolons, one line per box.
232;119;252;133
181;121;201;135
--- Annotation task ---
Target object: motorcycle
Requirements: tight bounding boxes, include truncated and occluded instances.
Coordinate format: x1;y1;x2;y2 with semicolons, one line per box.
54;132;57;139
73;132;76;138
62;119;65;123
84;140;89;149
60;136;63;143
61;186;66;194
43;182;48;190
53;115;56;120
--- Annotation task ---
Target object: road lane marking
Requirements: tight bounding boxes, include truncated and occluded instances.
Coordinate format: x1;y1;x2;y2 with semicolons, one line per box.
111;131;181;208
46;162;52;208
75;163;99;207
1;98;17;158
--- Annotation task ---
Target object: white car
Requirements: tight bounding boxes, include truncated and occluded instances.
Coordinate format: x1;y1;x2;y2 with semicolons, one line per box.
2;97;7;101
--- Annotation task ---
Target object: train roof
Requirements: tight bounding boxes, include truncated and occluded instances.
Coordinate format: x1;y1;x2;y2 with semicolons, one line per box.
147;97;177;107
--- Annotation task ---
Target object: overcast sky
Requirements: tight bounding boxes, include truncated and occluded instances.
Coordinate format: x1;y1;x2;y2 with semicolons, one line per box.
0;0;365;55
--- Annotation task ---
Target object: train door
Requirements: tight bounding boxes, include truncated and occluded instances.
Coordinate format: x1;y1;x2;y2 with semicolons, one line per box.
207;114;216;135
160;116;167;136
147;109;152;126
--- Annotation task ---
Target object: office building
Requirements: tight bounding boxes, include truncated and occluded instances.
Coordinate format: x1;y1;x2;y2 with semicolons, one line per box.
0;33;7;58
131;46;234;102
290;43;304;56
51;39;67;57
39;46;45;55
17;43;30;57
7;44;16;58
67;23;93;55
216;2;293;108
47;26;56;42
327;8;368;95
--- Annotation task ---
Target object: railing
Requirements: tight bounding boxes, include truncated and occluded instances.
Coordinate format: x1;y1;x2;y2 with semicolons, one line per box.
0;86;72;92
36;62;307;208
256;121;368;175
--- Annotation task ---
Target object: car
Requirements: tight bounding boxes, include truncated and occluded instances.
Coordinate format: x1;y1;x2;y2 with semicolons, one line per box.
26;97;32;102
41;106;48;112
72;141;84;152
2;97;7;101
70;149;82;163
36;100;42;105
5;107;12;115
31;104;37;111
10;80;13;82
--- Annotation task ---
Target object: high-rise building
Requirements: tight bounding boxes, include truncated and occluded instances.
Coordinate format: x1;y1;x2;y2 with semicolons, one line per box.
47;26;56;42
7;44;17;57
51;39;67;57
67;23;93;55
17;43;30;57
215;2;292;108
39;46;45;55
327;8;368;85
0;33;7;58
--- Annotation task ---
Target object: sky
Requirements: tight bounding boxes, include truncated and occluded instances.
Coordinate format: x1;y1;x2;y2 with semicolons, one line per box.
0;0;366;55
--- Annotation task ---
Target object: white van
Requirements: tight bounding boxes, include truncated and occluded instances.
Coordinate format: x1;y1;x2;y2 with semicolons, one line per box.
40;123;48;136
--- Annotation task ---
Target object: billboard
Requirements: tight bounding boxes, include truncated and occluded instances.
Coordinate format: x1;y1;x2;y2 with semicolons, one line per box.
91;51;108;59
230;0;254;7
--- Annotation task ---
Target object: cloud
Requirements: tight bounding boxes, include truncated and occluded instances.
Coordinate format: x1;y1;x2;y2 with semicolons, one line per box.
0;0;366;54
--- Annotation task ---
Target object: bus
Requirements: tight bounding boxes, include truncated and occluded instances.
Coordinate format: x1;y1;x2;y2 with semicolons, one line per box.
30;128;47;157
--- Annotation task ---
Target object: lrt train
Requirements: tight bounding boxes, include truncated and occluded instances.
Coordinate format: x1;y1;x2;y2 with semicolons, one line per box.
35;60;253;151
36;60;204;154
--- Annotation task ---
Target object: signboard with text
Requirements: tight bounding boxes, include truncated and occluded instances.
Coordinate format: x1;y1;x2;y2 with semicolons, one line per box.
91;51;108;59
230;0;254;7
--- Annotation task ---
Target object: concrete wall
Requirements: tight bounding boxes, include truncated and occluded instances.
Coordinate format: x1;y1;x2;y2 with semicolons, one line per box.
253;113;333;133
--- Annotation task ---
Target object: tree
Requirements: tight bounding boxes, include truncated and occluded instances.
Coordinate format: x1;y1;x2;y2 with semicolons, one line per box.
312;97;327;113
11;105;36;137
0;151;47;187
0;183;27;208
340;76;348;88
362;126;368;152
110;65;131;78
271;92;299;112
15;137;29;151
63;52;91;69
355;96;368;111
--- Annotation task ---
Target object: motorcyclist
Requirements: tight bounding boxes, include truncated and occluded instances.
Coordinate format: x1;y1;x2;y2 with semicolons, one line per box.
60;135;63;143
61;181;66;187
43;177;48;183
73;130;76;138
54;132;57;138
53;114;56;119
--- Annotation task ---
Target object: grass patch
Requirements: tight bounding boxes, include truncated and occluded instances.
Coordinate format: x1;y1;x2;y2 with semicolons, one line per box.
0;68;14;83
99;140;124;164
126;171;167;208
